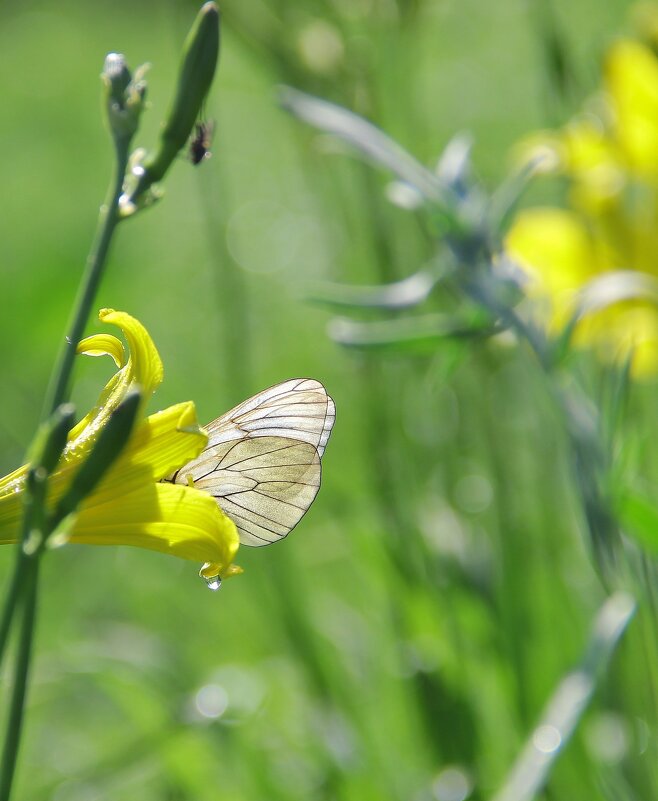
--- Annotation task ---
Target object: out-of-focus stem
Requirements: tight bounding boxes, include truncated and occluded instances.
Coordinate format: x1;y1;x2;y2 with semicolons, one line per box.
0;558;39;801
0;129;132;801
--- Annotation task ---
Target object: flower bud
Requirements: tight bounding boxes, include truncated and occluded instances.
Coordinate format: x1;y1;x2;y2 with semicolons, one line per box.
53;388;141;521
102;53;148;143
127;3;220;207
27;404;76;478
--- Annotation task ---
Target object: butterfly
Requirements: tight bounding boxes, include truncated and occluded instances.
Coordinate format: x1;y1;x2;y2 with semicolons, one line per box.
189;120;215;165
170;379;335;546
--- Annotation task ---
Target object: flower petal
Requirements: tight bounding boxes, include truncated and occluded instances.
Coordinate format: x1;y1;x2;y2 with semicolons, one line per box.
72;481;240;576
88;401;208;505
507;33;658;378
77;333;126;368
0;406;240;576
67;309;164;452
606;39;658;174
507;208;599;298
0;402;212;542
98;308;163;396
578;302;658;378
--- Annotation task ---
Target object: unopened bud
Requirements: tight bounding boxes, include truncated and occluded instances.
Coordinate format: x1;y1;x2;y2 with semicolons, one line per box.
102;53;148;143
27;403;76;478
52;388;141;523
127;2;220;207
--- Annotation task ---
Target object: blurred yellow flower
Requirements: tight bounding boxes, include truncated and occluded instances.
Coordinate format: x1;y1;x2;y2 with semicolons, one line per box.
0;309;241;581
507;37;658;376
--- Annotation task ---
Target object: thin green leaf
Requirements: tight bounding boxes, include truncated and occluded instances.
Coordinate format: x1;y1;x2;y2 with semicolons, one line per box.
305;263;445;311
279;86;453;212
488;157;543;233
435;133;473;194
491;592;635;801
328;312;498;351
618;486;658;551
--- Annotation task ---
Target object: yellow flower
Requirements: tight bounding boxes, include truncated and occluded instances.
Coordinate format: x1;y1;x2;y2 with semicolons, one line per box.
0;309;241;582
507;36;658;376
508;208;658;375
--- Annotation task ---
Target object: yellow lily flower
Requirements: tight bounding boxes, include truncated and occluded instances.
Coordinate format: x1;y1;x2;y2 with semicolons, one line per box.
0;309;241;582
506;36;658;376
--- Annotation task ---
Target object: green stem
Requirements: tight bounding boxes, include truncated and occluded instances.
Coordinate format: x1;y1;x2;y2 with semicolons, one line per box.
42;138;130;417
491;592;635;801
0;555;29;677
0;461;43;672
0;139;130;660
0;558;39;801
463;270;622;582
0;135;132;799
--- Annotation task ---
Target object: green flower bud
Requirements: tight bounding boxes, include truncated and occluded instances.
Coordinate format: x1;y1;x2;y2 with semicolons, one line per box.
27;404;76;479
102;53;148;144
52;388;141;523
126;2;220;208
103;53;132;103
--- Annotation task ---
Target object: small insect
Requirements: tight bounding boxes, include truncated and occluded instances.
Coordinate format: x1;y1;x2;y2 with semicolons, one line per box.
189;120;215;165
169;379;335;546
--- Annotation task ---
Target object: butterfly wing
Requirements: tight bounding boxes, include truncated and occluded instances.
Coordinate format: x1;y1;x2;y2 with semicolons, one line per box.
205;378;335;457
174;379;335;546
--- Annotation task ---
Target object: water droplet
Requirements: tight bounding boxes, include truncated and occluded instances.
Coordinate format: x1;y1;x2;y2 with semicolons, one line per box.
118;194;136;217
205;575;222;592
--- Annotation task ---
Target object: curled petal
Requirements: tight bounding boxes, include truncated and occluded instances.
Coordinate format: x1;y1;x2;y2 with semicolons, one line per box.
98;308;163;396
67;309;164;451
77;334;126;368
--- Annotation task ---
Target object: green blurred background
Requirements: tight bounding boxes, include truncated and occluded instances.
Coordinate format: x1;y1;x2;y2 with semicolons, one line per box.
0;0;654;799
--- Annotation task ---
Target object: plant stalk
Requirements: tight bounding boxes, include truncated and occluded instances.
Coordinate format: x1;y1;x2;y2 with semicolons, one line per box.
0;136;131;800
42;140;130;417
0;558;39;801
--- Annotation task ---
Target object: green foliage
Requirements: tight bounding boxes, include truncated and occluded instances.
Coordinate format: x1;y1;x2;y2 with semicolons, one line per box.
1;1;657;800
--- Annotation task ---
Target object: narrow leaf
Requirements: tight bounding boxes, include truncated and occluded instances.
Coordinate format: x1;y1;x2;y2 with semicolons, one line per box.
279;86;453;210
491;592;635;801
306;264;444;311
328;312;497;351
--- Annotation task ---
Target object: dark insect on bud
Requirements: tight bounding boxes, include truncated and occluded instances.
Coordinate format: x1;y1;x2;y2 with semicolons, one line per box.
189;120;215;165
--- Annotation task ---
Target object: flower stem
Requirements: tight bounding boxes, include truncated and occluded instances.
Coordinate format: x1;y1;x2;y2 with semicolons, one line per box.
0;558;39;801
42;139;130;417
0;461;41;672
462;267;622;584
0;554;29;676
0;136;132;800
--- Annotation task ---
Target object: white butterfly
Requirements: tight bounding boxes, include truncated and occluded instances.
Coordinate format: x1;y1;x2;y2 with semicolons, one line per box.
171;379;335;546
